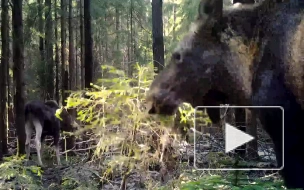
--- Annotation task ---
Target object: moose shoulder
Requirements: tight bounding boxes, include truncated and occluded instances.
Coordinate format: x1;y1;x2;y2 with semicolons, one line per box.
146;0;304;188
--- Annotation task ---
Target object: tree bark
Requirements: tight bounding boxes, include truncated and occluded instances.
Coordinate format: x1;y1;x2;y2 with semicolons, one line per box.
79;0;84;89
128;0;134;77
115;5;121;68
103;2;108;66
55;0;60;103
151;0;165;74
69;0;75;91
38;0;45;99
172;0;176;41
84;0;93;88
61;0;67;105
235;108;246;158
66;0;76;156
75;22;78;89
0;0;9;157
246;110;259;159
127;14;130;72
45;0;54;100
12;0;26;155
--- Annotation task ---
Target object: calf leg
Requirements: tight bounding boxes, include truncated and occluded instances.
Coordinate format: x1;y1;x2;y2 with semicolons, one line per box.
25;121;33;161
55;145;61;166
54;132;61;165
40;134;46;158
40;143;44;158
33;119;43;166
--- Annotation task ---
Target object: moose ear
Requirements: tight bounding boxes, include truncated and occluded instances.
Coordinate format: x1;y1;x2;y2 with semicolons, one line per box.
198;0;223;22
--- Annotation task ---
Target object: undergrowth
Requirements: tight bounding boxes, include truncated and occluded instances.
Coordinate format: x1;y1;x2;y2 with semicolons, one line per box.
0;156;42;189
1;63;293;189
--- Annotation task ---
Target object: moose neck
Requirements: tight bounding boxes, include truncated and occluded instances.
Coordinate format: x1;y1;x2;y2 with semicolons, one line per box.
213;45;253;107
212;4;268;107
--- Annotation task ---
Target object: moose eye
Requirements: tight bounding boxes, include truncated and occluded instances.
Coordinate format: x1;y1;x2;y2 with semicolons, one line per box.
172;52;181;62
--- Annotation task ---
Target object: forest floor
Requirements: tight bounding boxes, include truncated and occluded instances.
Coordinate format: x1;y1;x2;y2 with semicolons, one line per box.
41;165;66;189
0;133;285;190
33;140;282;190
25;159;69;189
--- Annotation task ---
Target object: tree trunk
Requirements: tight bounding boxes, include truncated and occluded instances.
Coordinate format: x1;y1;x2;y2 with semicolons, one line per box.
66;0;76;156
7;62;12;131
234;108;246;158
55;0;60;103
61;0;67;105
103;2;108;66
246;110;259;159
172;0;176;41
69;0;75;92
84;0;93;88
0;0;9;157
128;0;134;77
12;0;26;156
38;0;45;100
45;0;54;100
151;0;165;74
79;0;84;89
115;6;121;68
75;24;78;89
126;15;130;73
7;37;11;132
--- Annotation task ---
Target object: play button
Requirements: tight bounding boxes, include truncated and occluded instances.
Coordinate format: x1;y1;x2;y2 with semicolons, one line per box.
225;123;254;153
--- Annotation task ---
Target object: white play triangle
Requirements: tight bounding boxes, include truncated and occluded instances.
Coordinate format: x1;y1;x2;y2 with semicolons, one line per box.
225;123;254;153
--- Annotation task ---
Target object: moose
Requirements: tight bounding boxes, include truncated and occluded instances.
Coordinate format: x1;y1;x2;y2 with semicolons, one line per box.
25;100;79;166
146;0;304;188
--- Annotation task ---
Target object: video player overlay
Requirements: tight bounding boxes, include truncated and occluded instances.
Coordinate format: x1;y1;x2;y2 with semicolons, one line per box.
192;106;283;171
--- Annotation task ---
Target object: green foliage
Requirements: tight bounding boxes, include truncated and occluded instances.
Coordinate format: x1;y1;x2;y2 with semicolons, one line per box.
0;156;42;190
178;174;286;190
0;156;101;189
58;64;286;189
58;64;181;186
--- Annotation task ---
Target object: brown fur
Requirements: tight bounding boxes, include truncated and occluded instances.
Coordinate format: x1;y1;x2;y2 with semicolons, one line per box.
147;0;304;188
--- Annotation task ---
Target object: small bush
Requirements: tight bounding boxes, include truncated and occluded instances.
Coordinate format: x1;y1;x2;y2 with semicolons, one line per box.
0;156;42;190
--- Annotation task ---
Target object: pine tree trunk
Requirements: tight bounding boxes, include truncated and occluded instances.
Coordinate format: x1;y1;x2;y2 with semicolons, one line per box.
61;0;67;105
55;0;60;103
84;0;93;88
75;24;78;89
151;0;165;74
69;0;75;92
12;0;26;156
235;108;246;158
66;0;76;156
0;0;9;157
128;0;134;77
45;0;54;100
38;0;45;99
246;110;259;159
172;0;176;41
115;6;120;68
79;0;84;89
